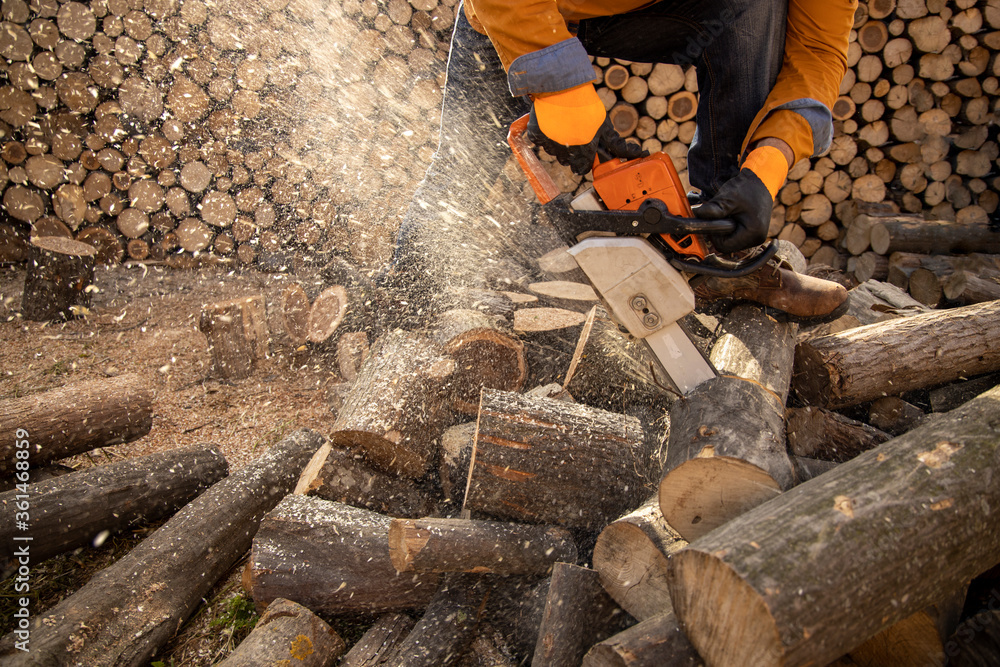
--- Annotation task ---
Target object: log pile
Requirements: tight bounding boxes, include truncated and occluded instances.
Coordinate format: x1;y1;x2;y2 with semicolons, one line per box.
0;0;454;271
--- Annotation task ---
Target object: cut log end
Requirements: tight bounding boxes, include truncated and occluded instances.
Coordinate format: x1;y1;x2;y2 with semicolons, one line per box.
669;549;783;667
659;457;781;541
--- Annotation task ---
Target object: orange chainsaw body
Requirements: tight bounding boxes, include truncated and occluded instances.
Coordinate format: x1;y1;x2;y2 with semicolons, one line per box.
590;153;709;259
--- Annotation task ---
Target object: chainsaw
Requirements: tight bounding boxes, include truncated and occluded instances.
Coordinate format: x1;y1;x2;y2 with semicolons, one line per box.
507;114;778;394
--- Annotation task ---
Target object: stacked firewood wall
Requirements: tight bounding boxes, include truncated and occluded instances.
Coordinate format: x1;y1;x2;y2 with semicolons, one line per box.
0;0;453;269
576;0;999;272
1;0;997;274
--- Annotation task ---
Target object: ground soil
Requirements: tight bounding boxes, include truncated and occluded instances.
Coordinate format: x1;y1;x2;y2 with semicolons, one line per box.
0;258;367;664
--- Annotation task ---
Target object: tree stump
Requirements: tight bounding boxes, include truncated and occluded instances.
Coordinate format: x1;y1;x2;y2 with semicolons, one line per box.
21;236;96;320
198;295;268;380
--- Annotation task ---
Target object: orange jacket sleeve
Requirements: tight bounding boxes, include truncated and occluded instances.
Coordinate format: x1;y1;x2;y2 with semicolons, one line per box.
742;0;856;164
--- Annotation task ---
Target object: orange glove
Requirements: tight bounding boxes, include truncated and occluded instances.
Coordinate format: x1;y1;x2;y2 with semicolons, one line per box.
527;83;646;175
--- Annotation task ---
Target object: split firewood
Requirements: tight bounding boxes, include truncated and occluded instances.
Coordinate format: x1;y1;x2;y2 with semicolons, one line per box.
383;574;489;667
339;613;417;667
198;295;269;380
293;442;435;518
513;306;587;389
659;304;797;541
531;563;631;667
215;598;346;667
21;236;96;320
463;388;656;530
0;429;325;665
846;279;929;324
388;517;577;576
438;421;477;506
0;445;227;564
536;245;589;283
329;329;456;479
0;373;153;476
667;386;1000;667
527;280;599;312
794;300;1000;409
592;495;687;621
582;611;702;667
786;406;892;463
246;495;440;614
424;309;526;415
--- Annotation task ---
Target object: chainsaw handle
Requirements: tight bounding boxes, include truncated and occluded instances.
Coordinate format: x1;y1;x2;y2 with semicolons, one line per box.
507;114;562;205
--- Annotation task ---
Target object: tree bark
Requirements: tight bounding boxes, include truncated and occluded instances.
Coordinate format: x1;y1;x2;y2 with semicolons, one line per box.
216;598;346;667
667;386;1000;667
581;611;702;667
329;329;456;479
786;407;892;463
793;300;1000;409
339;613;416;667
531;562;631;667
0;445;227;564
0;429;325;666
0;374;154;476
870;217;1000;255
388;517;577;576
659;304;797;541
463;388;656;531
293;442;435;517
592;495;687;622
245;495;440;615
21;236;96;321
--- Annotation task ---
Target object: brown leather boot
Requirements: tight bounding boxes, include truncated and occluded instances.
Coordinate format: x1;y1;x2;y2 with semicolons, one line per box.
691;260;849;320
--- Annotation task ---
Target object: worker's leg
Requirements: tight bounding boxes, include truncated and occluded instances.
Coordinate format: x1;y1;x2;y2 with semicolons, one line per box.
576;0;787;196
385;6;528;308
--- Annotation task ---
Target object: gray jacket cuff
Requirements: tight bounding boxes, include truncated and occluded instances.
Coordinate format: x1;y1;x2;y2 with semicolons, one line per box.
507;38;599;97
773;98;834;156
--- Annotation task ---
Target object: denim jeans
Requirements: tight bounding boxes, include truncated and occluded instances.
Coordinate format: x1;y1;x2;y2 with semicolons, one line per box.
388;0;786;305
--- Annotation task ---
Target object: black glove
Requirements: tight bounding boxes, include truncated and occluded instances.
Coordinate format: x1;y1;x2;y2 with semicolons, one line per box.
694;169;773;254
526;109;647;176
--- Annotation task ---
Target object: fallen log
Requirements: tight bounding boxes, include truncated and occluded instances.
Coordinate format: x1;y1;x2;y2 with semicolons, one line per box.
329;329;456;478
592;495;687;621
339;613;416;667
786;406;892;463
0;374;154;476
198;295;269;380
293;443;435;517
869;216;1000;255
929;373;1000;413
532;563;630;667
793;300;1000;409
245;495;440;614
463;388;656;531
216;598;346;667
582;611;702;667
667;385;1000;667
383;574;489;667
659;304;797;541
388;517;577;576
943;270;1000;305
0;429;325;665
20;236;96;321
0;445;227;564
